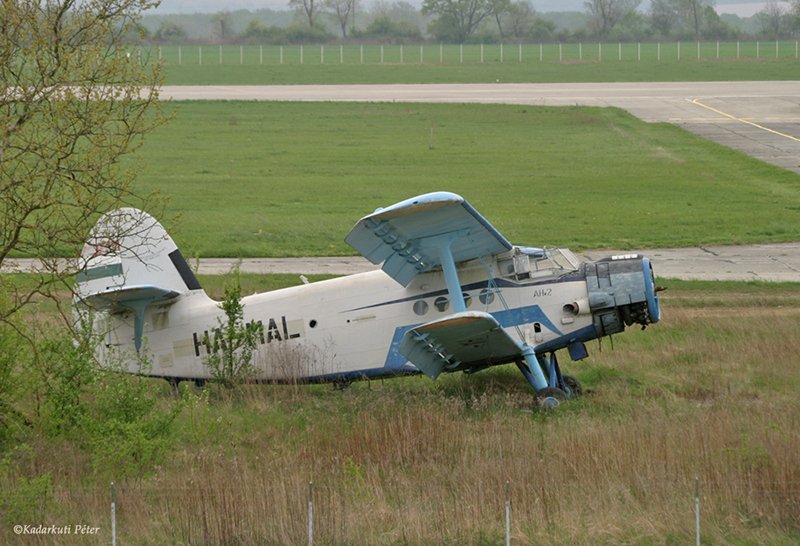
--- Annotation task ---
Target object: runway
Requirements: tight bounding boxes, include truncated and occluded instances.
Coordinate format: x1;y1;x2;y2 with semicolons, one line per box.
162;81;800;174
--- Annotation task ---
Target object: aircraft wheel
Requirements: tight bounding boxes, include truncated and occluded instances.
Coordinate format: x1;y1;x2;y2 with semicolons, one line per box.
536;387;568;409
562;375;583;398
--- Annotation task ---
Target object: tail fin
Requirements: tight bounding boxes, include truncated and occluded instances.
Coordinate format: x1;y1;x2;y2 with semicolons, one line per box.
75;208;201;351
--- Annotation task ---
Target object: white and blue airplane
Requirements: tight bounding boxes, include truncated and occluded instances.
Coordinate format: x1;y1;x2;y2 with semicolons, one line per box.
75;192;662;405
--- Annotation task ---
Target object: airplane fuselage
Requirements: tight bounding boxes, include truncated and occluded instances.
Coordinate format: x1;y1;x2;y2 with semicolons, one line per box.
101;252;595;383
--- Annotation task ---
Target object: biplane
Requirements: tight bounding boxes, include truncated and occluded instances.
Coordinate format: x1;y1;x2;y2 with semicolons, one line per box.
75;192;662;406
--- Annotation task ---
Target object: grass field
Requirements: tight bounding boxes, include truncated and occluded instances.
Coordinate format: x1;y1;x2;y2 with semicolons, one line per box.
2;279;800;545
132;101;800;258
136;42;800;85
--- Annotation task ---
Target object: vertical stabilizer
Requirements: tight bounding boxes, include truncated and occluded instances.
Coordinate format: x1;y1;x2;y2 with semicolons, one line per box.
75;208;201;351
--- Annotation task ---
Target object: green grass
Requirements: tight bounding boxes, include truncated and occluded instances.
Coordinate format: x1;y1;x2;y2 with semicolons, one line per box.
137;43;800;84
3;281;800;545
133;101;800;258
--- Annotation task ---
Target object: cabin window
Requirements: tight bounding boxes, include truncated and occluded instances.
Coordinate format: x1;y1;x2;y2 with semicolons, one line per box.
434;296;449;312
479;288;495;306
462;293;472;308
413;300;429;316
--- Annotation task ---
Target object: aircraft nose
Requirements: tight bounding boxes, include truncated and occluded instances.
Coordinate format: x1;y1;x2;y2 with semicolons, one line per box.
584;254;662;337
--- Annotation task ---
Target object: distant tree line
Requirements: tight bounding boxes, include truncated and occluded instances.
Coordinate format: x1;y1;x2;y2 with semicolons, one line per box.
133;0;800;45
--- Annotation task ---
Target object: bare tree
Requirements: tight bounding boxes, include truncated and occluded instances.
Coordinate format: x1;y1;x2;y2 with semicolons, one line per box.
757;1;787;38
325;0;356;37
290;0;319;27
0;0;165;326
584;0;641;37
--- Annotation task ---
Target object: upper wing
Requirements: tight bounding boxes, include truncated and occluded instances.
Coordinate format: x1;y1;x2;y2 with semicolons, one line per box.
345;192;512;286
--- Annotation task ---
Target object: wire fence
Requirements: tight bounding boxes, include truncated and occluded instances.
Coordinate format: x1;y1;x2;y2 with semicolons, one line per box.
134;41;800;66
7;477;800;544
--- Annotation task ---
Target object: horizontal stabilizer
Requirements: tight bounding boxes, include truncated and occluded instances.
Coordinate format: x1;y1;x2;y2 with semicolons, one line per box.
346;192;512;286
399;311;523;379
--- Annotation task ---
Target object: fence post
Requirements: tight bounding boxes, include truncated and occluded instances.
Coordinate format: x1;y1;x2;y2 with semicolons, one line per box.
518;43;522;63
260;45;263;64
300;44;304;64
420;43;423;64
111;482;116;546
500;43;503;63
439;43;443;64
657;42;660;61
480;43;484;63
219;44;222;64
579;42;582;61
696;41;700;60
695;477;700;546
240;45;243;65
460;44;463;63
637;42;640;61
618;41;621;61
539;43;542;62
198;45;202;65
308;481;314;546
178;45;182;65
504;480;511;546
400;44;403;64
776;40;779;59
598;42;602;61
321;45;324;64
341;44;344;64
280;45;284;65
559;42;562;62
381;44;384;64
677;41;680;61
360;44;363;64
757;40;760;59
716;40;719;59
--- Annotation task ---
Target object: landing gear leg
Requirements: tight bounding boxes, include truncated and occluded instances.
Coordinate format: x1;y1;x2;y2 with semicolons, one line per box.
166;377;181;398
516;345;548;392
516;349;575;408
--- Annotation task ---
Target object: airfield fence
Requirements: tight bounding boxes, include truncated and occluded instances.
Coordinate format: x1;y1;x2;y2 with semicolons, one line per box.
10;477;799;544
137;40;800;66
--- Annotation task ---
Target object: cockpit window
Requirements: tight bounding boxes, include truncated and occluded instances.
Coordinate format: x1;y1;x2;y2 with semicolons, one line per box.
499;247;581;281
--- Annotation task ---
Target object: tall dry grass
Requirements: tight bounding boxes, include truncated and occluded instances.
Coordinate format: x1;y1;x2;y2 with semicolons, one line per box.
3;287;800;545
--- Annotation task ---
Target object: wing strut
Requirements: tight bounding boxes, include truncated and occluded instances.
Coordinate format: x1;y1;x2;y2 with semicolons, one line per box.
429;231;468;313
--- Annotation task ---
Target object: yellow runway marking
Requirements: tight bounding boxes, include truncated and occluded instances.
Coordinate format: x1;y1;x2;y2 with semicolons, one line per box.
689;98;800;142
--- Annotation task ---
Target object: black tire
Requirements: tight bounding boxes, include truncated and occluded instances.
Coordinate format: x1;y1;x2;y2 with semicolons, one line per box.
536;386;568;409
562;375;583;398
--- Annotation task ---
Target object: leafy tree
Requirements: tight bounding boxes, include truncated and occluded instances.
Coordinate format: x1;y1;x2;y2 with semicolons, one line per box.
422;0;496;42
154;20;188;42
356;15;423;41
0;0;165;327
499;1;556;42
211;10;233;42
203;271;264;389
